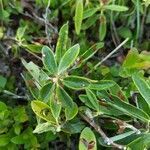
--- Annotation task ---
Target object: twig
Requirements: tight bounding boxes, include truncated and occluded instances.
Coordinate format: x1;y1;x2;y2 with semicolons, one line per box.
25;48;42;61
33;11;57;33
3;90;27;99
2;37;42;60
113;119;141;134
86;38;129;75
21;11;57;33
8;1;57;33
80;113;125;149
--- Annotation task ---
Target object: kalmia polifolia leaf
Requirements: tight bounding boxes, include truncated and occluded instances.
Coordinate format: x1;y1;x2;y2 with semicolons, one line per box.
42;46;57;75
56;23;69;63
58;44;80;74
75;0;83;34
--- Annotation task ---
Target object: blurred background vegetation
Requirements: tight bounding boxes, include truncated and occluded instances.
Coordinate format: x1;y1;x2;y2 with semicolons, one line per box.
0;0;150;149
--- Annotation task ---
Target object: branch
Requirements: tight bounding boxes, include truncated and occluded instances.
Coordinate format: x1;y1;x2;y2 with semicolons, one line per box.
80;113;126;149
113;119;141;134
21;11;57;34
2;37;42;60
86;38;129;75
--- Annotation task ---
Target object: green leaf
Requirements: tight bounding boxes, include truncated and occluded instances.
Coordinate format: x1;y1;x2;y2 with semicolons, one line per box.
139;51;150;61
24;44;43;53
86;89;100;111
108;95;150;122
82;14;99;30
79;127;97;150
56;86;73;107
22;73;40;99
0;134;10;146
103;5;128;12
83;7;99;19
110;131;136;142
58;44;80;74
39;70;50;86
33;122;55;134
12;128;38;145
28;83;40;99
109;83;128;102
132;74;150;106
56;86;78;120
44;131;57;141
117;27;132;39
89;80;115;91
65;102;78;121
0;75;7;89
14;107;28;123
14;124;21;135
31;100;56;124
121;48;150;76
79;94;96;110
122;48;139;68
42;46;57;75
80;94;123;116
0;9;10;21
137;95;150;116
0;101;7;112
97;90;110;101
63;76;91;90
75;0;83;34
62;119;85;134
16;26;27;40
99;14;107;41
40;82;53;103
11;135;25;144
22;59;40;82
80;42;104;65
56;23;69;63
97;91;127;116
50;93;62;121
127;134;150;150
